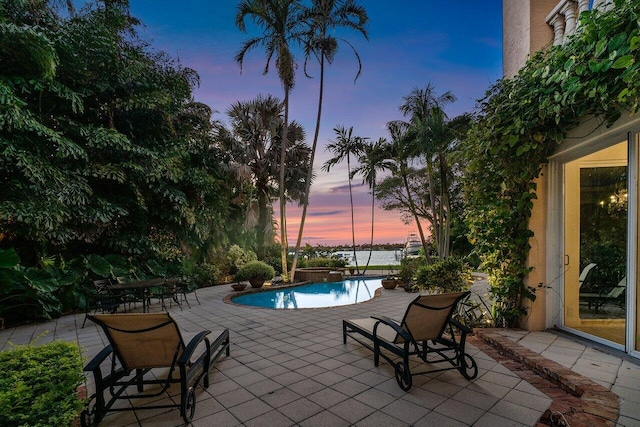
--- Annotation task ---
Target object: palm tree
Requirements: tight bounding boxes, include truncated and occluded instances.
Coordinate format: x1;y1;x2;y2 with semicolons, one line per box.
322;125;365;273
384;120;432;263
408;109;472;259
351;138;392;273
217;94;309;259
397;83;456;260
235;0;304;280
290;0;369;279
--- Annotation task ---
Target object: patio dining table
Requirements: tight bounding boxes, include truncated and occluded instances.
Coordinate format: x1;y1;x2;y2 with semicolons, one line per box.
108;277;181;313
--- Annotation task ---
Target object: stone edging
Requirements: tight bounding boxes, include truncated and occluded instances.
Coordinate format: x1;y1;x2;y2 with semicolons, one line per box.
472;329;620;426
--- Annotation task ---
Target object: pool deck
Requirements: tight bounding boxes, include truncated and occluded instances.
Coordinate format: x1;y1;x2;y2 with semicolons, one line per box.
1;278;639;426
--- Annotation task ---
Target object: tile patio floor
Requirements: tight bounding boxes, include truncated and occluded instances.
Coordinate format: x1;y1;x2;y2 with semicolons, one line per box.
1;279;639;426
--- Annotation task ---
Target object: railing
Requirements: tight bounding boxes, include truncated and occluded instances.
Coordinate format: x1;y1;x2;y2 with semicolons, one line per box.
546;0;614;45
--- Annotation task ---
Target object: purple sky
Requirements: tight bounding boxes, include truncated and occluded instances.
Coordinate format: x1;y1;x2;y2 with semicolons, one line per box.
127;0;503;246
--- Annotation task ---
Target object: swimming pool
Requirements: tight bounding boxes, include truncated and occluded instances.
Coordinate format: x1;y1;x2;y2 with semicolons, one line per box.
231;277;382;309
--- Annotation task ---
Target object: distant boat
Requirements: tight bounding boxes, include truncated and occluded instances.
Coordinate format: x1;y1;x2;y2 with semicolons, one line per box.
403;233;422;257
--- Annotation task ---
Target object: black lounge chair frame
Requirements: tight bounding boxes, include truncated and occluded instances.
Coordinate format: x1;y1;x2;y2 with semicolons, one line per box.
81;313;230;426
343;291;477;391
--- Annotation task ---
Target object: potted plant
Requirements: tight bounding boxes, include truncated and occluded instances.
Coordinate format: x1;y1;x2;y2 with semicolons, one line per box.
231;283;247;291
235;261;275;289
381;275;399;290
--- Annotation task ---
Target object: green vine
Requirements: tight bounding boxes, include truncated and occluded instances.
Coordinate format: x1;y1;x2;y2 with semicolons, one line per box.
464;0;640;327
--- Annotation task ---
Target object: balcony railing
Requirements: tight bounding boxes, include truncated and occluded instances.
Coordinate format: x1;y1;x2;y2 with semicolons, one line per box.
546;0;614;45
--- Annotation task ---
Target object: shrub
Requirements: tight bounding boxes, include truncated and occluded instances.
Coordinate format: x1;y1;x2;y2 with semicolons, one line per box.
227;245;257;275
235;260;275;282
305;257;347;268
194;263;221;287
262;243;284;275
415;257;471;294
398;257;424;284
0;340;84;426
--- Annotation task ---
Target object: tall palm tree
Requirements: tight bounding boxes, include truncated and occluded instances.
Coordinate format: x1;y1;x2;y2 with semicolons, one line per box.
408;109;472;259
235;0;304;280
351;137;392;273
384;120;432;263
397;83;456;260
217;94;309;259
322;125;365;273
290;0;369;279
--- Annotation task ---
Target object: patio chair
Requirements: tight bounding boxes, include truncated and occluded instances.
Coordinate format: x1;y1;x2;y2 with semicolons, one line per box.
578;263;597;290
343;291;477;391
81;313;230;426
81;280;124;328
580;276;626;312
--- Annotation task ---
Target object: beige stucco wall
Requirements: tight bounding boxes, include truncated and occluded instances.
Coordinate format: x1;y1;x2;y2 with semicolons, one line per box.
521;168;547;331
502;0;557;78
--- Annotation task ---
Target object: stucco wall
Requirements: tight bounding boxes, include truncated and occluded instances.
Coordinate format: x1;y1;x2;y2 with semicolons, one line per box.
503;0;530;78
521;168;547;331
502;0;557;78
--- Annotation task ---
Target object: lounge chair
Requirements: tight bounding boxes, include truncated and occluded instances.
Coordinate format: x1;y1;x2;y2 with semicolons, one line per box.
580;276;626;312
81;313;230;426
343;291;477;391
578;263;597;290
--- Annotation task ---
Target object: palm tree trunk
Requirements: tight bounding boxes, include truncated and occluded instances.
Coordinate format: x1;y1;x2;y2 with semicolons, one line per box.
427;170;442;260
279;88;290;281
438;152;449;259
362;183;375;274
401;164;431;263
290;48;325;281
347;154;359;273
257;187;269;259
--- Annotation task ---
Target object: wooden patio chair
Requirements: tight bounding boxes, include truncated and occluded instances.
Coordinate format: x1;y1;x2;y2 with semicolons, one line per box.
343;291;477;391
81;313;230;426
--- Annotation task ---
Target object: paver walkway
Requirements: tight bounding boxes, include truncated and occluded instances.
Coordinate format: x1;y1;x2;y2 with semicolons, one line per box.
0;279;638;426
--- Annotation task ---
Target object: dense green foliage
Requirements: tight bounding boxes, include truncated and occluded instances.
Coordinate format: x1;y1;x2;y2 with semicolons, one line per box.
235;260;276;282
414;257;470;294
464;0;640;326
0;1;292;323
0;340;84;427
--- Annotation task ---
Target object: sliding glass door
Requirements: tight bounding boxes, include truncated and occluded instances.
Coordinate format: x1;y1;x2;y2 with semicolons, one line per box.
563;142;627;346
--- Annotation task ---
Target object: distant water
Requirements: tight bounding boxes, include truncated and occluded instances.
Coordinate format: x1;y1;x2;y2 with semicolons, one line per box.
333;250;402;266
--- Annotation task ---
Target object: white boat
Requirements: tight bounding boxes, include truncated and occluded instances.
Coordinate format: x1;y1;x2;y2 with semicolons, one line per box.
403;233;422;257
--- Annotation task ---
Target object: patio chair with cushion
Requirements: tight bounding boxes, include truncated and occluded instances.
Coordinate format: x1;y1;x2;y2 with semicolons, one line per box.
81;313;230;426
343;291;477;391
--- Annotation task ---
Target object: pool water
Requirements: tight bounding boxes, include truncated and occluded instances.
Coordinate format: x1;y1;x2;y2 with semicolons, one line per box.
232;277;382;309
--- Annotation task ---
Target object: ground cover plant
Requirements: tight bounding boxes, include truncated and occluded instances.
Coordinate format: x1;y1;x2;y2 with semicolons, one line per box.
0;340;84;427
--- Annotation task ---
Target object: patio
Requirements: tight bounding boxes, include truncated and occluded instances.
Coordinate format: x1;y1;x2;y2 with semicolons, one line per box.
0;281;638;426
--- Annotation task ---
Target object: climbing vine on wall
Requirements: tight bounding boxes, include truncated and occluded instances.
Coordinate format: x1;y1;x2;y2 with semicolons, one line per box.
464;0;640;327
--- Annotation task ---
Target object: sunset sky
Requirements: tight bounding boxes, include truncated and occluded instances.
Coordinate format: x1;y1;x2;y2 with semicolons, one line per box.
127;1;503;246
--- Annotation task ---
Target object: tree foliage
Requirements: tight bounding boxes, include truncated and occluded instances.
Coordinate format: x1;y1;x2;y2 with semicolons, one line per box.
216;94;310;259
0;0;236;322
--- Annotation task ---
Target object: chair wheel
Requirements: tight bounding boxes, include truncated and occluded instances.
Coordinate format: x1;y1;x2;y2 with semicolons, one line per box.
182;387;196;423
394;361;412;391
459;353;478;379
